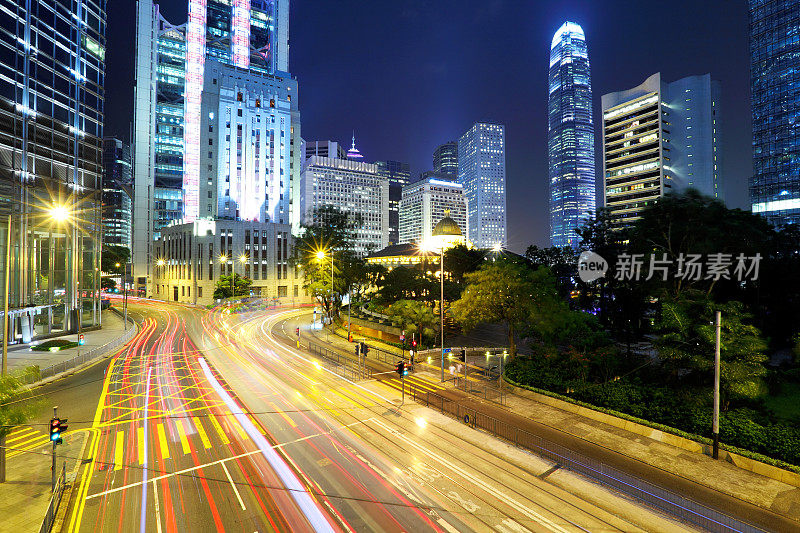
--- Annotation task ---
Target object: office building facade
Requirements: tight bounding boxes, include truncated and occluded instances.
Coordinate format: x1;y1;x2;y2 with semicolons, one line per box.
399;177;467;246
433;141;458;179
376;160;411;245
152;219;302;305
133;0;298;292
548;22;595;248
300;153;389;256
0;0;106;340
749;0;800;226
602;73;721;228
458;122;507;248
102;138;133;248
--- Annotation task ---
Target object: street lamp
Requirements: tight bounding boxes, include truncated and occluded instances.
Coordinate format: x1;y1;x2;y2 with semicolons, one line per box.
431;210;463;383
315;248;334;323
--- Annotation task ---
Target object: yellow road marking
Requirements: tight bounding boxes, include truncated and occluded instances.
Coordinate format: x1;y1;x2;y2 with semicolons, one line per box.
114;431;124;471
207;413;230;445
247;414;266;435
68;356;117;533
328;388;362;409
7;428;36;443
192;417;211;449
156;424;170;459
175;420;191;455
231;418;249;440
268;402;297;428
137;427;145;465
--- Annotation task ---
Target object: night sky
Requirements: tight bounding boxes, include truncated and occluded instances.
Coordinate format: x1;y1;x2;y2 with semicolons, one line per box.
105;1;752;253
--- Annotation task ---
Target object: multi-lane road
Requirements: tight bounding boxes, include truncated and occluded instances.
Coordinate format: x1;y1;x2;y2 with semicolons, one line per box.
57;299;698;532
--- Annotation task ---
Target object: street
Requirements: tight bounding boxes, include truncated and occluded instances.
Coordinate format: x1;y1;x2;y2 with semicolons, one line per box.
57;300;698;532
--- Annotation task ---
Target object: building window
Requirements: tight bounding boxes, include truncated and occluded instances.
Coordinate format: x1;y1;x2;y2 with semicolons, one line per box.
198;287;203;298
278;286;287;297
237;92;243;101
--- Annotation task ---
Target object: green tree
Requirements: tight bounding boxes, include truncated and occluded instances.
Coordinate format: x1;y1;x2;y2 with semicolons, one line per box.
443;244;486;285
101;245;130;274
386;300;438;345
213;273;252;299
656;291;768;406
450;261;561;357
293;206;363;319
375;266;436;303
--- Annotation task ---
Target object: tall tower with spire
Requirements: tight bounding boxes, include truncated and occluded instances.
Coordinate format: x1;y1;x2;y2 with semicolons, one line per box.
548;21;595;249
347;132;364;160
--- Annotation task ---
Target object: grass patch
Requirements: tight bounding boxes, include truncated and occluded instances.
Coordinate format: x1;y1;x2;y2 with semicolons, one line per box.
32;339;79;352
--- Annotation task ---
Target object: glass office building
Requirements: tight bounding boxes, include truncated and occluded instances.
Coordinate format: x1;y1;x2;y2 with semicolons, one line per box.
133;0;296;291
0;0;106;341
548;22;595;249
458;122;507;249
749;0;800;226
102;138;133;248
376;160;411;245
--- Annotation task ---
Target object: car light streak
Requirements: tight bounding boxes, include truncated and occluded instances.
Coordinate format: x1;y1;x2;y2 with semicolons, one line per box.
197;356;335;533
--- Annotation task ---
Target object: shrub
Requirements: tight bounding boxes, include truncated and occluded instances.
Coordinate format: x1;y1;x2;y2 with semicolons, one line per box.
32;339;79;352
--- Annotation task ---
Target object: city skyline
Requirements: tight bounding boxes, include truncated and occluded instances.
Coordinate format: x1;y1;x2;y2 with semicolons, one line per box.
103;0;754;251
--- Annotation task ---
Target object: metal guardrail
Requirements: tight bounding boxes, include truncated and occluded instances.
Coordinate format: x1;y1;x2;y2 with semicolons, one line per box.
304;340;373;381
39;462;66;533
411;387;762;533
21;313;137;385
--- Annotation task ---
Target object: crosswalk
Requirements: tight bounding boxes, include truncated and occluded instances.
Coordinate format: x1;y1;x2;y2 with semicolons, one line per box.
99;412;272;470
5;426;51;458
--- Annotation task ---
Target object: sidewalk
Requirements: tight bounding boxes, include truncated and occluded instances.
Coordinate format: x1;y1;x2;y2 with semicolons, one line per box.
0;429;87;532
7;308;131;378
299;314;800;527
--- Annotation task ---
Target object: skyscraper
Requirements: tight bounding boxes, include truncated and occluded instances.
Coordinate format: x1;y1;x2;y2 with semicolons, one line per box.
102;138;133;248
300;145;389;256
433;141;458;180
399;177;466;246
749;0;800;226
602;73;722;229
458;122;507;249
376;160;411;245
0;0;106;339
133;0;300;290
548;22;595;249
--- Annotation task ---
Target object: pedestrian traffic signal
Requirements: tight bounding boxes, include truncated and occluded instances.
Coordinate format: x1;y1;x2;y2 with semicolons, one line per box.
295;327;300;336
460;349;466;362
395;361;405;376
412;339;417;348
49;417;68;444
78;333;85;346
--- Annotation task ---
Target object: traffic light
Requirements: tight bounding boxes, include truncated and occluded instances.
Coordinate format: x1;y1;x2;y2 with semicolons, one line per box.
360;342;369;355
460;349;466;362
412;339;417;348
395;361;405;376
295;327;300;336
355;345;360;357
78;333;85;346
50;417;68;444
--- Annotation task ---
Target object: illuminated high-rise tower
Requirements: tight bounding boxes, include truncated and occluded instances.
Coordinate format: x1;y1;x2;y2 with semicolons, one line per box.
548;22;595;249
133;0;299;290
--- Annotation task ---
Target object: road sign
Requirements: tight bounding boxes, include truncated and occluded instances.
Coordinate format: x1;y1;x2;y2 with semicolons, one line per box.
443;348;451;353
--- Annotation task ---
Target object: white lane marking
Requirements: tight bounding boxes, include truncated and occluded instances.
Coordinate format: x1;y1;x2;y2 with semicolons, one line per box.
86;419;373;500
139;367;152;533
446;490;479;513
221;461;246;510
370;418;572;533
437;518;462;533
152;480;163;533
496;518;533;532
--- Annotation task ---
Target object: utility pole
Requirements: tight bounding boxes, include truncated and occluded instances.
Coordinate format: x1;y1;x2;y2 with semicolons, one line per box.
123;261;129;331
440;245;444;382
713;311;721;459
0;215;11;483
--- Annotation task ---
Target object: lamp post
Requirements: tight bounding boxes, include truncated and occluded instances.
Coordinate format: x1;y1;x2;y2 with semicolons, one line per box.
439;243;444;383
238;254;248;299
219;255;232;300
315;249;333;323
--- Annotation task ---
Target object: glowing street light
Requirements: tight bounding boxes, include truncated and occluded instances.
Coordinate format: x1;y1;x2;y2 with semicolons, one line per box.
48;204;71;223
156;258;165;267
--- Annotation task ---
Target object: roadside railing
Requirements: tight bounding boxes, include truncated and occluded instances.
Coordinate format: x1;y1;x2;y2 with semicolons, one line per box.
39;462;66;533
411;387;762;533
304;340;373;381
22;310;137;385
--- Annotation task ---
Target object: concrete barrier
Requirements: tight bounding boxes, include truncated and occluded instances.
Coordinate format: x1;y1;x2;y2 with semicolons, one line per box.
505;379;800;488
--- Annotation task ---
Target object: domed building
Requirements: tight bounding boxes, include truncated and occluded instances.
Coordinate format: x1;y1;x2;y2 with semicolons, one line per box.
366;212;471;270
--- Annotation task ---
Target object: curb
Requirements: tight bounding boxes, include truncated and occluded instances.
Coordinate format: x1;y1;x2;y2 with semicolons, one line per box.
24;315;138;389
